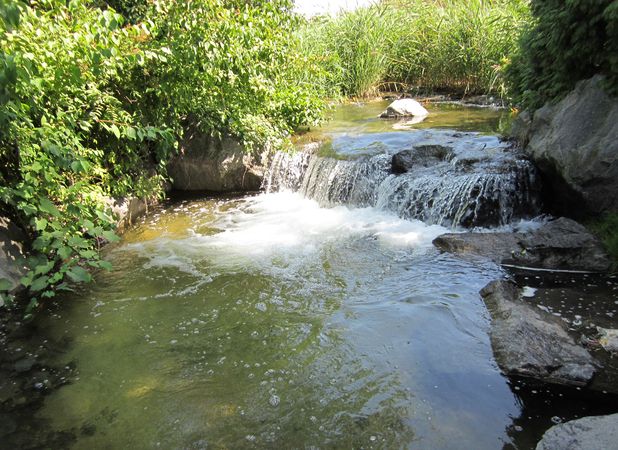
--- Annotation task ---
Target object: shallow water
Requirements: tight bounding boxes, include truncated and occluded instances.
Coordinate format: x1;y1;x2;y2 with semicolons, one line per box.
35;192;520;449
22;102;616;449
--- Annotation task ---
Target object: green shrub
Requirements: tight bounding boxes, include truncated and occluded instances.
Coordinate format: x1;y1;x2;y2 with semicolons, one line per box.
506;0;618;110
590;213;618;268
0;0;325;313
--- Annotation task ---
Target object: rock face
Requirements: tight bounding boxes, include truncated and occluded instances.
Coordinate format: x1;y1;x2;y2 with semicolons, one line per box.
390;145;453;174
380;99;428;118
433;217;611;272
0;217;28;293
168;129;265;192
108;197;151;231
536;413;618;450
516;75;618;216
480;280;598;387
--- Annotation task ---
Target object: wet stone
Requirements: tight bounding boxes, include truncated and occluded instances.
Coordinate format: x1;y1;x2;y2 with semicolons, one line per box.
13;356;37;373
536;413;618;450
480;280;599;387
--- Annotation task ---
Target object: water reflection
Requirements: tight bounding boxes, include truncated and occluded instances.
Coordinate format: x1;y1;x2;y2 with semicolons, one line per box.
33;193;518;449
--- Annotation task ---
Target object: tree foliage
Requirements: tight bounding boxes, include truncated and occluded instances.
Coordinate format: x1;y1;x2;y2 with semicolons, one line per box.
0;0;325;313
506;0;618;109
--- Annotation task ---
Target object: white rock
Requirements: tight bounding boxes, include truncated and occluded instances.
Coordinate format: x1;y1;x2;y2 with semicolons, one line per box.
380;99;428;118
597;326;618;353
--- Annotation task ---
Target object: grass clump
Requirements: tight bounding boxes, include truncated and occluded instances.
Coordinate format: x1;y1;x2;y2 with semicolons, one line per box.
299;0;531;99
590;213;618;267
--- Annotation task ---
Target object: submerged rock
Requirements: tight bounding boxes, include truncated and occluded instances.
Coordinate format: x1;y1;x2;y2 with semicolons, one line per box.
0;217;28;293
536;413;618;450
480;280;598;387
516;75;618;216
168;127;265;192
379;99;428;118
433;217;611;272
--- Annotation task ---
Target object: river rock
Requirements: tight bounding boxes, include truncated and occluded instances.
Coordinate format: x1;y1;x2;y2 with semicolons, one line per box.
517;75;618;216
107;197;150;231
480;280;598;387
536;413;618;450
0;217;28;293
168;128;265;192
380;99;428;118
597;327;618;354
391;145;453;174
433;217;611;272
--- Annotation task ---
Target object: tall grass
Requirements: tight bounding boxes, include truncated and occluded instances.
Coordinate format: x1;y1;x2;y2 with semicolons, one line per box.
298;5;397;98
298;0;531;99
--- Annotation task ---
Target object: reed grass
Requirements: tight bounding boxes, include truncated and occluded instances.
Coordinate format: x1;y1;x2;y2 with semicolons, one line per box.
298;0;531;99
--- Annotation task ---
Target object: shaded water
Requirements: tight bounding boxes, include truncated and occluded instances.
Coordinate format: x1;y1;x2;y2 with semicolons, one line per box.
18;102;614;449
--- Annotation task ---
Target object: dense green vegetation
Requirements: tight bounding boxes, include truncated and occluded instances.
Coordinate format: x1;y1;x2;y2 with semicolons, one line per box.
590;213;618;268
298;0;530;98
506;0;618;110
3;0;616;310
0;0;325;312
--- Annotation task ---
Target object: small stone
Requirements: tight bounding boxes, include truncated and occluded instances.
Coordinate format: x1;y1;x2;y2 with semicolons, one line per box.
269;394;280;407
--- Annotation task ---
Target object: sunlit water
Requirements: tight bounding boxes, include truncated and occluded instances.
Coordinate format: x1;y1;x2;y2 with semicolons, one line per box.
36;192;518;449
26;102;604;449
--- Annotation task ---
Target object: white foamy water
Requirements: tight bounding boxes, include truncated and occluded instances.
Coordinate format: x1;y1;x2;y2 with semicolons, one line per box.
125;192;447;272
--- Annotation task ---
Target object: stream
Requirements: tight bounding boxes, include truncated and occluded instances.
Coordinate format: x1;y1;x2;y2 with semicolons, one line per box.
11;102;617;449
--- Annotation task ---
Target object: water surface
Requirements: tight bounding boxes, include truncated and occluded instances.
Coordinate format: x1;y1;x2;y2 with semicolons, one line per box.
36;192;520;449
26;102;612;450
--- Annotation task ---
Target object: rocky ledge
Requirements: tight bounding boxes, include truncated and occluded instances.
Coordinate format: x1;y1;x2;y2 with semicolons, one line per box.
536;413;618;450
433;217;611;272
480;280;599;388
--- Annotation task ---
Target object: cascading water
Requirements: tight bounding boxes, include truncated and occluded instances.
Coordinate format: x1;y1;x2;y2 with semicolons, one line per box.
13;102;596;450
264;133;542;228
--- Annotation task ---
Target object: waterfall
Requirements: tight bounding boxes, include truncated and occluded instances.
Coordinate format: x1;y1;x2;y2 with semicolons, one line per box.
263;142;542;228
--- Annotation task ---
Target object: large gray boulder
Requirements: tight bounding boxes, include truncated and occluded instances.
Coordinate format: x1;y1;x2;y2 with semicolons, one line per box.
0;217;28;294
536;413;618;450
516;75;618;215
168;129;265;192
380;98;428;118
480;280;598;387
433;217;611;272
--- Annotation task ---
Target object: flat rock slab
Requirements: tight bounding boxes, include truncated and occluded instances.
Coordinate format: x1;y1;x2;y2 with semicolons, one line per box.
480;280;598;387
536;413;618;450
433;217;611;272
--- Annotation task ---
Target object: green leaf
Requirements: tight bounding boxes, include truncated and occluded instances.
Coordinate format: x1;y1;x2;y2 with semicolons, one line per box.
110;124;121;139
68;236;90;248
0;278;13;291
30;275;50;292
79;249;97;259
98;260;113;271
57;246;72;260
34;261;54;276
102;230;120;242
125;127;137;140
34;218;48;231
66;266;92;283
39;197;61;217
